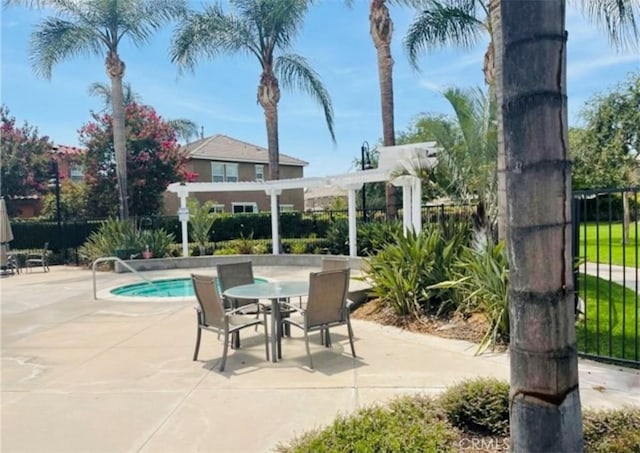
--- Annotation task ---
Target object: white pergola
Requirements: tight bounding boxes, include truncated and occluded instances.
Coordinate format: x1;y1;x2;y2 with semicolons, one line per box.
167;142;437;257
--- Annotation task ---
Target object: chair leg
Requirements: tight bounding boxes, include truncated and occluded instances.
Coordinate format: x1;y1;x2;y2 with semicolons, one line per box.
347;320;356;358
304;329;313;369
220;331;230;372
263;323;270;361
192;325;202;361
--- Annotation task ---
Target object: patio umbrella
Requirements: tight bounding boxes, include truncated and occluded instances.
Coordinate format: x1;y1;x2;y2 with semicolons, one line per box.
0;198;14;244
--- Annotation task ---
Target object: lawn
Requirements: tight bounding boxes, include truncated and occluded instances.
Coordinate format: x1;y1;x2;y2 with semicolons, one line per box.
577;222;639;267
577;274;639;365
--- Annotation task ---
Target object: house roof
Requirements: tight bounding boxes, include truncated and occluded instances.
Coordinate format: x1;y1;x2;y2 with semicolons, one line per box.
183;134;308;167
51;144;86;156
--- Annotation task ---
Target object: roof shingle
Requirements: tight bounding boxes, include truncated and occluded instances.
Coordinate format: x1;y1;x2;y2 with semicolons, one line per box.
183;134;307;166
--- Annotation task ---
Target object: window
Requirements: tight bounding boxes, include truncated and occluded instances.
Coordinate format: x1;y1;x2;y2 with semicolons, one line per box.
211;162;238;182
210;204;225;213
232;202;258;214
69;164;84;182
255;164;264;182
280;204;295;212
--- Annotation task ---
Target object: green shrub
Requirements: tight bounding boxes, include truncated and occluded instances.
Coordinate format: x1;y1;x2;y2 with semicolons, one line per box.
215;246;240;255
275;395;459;453
290;241;308;254
78;219;174;264
139;228;175;258
583;408;640;452
358;221;402;255
363;225;467;317
430;241;509;354
187;199;216;255
439;378;509;436
325;219;349;255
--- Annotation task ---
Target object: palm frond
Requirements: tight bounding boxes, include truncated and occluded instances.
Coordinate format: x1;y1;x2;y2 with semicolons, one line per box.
576;0;639;51
116;0;186;47
404;0;486;70
275;53;335;143
88;81;139;109
234;0;310;51
168;119;199;143
29;17;102;78
171;4;259;71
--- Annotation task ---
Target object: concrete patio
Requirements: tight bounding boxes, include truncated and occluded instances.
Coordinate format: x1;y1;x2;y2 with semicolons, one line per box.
2;265;639;452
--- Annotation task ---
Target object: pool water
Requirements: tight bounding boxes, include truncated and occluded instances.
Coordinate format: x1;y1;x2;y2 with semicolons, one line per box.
110;277;268;298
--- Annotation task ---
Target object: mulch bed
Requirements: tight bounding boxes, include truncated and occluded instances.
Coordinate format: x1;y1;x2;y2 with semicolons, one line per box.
351;298;508;351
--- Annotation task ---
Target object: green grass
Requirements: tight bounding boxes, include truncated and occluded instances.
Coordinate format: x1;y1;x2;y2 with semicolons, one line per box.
577;274;639;363
578;222;639;267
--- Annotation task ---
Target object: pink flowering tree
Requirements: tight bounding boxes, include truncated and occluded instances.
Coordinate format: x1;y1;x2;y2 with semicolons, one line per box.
0;105;53;215
80;103;191;218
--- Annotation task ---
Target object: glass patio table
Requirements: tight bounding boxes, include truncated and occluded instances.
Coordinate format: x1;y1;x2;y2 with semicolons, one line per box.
223;281;309;362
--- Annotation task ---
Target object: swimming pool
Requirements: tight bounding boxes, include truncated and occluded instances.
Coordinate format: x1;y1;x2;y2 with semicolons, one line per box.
110;277;268;298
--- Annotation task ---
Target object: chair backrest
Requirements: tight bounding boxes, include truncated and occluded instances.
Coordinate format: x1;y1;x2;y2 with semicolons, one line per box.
216;261;256;308
321;257;350;272
306;269;350;328
191;274;226;330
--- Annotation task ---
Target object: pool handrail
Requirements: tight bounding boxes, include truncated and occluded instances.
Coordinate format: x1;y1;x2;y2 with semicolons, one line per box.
92;256;157;300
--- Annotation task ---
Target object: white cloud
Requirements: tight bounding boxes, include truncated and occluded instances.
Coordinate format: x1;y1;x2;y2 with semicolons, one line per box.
568;53;640;80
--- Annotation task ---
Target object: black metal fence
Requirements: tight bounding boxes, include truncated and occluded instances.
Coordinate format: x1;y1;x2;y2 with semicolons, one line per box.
573;187;640;368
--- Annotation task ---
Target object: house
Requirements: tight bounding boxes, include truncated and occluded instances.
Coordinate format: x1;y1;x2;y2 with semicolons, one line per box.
164;134;307;214
10;145;85;218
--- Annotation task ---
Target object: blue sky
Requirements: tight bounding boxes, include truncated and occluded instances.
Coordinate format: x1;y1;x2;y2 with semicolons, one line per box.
2;1;638;177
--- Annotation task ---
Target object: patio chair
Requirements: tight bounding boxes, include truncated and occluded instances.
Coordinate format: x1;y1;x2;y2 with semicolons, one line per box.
191;274;269;372
26;242;49;273
0;244;18;275
216;261;258;311
217;261;294;338
281;268;356;369
321;256;350;271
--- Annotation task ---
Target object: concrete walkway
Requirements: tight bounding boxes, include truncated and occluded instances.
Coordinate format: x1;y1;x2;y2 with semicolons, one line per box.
2;266;639;452
583;262;639;292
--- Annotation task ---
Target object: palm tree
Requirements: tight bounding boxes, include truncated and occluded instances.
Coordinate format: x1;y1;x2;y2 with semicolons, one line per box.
87;82;199;143
497;0;582;449
170;0;335;184
369;0;399;219
9;0;186;220
88;81;141;110
405;0;639;239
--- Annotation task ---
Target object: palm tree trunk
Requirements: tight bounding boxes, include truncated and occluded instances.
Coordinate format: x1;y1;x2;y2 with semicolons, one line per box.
497;1;583;451
489;0;507;242
258;69;281;181
106;51;129;220
370;0;397;220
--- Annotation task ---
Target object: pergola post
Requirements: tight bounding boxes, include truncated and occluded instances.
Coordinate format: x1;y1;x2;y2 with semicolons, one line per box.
411;176;422;233
176;185;190;257
342;182;363;257
266;188;283;255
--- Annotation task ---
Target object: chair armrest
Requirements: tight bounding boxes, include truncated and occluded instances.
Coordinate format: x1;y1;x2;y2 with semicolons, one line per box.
25;253;42;260
278;301;305;314
226;302;263;316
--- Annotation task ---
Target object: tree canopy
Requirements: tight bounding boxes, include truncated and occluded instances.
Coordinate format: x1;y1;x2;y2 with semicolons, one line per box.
0;105;52;216
570;71;639;190
79;103;191;218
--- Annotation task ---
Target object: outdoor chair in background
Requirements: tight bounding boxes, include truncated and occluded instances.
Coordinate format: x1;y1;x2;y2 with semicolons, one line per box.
26;242;49;273
280;268;356;369
191;274;269;372
1;244;19;276
321;256;350;272
216;261;258;311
